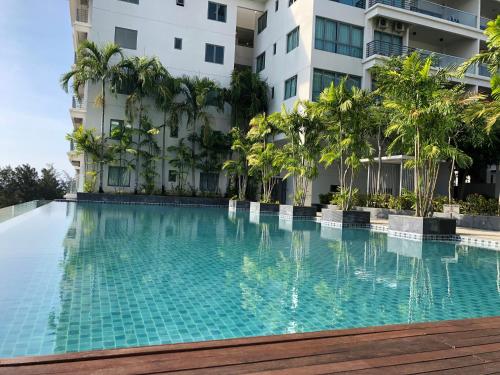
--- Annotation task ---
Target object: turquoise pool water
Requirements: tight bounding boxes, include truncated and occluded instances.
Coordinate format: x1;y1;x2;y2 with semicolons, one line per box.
0;202;499;358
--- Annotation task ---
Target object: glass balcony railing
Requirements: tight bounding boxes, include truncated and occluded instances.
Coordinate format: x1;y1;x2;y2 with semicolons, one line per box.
72;96;85;109
76;7;89;23
366;40;475;74
480;17;492;30
479;64;491;77
368;0;477;28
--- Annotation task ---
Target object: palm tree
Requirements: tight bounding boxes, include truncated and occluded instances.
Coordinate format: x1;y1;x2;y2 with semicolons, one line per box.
61;41;123;193
174;76;224;193
116;56;163;194
372;53;472;217
227;68;269;132
460;16;500;132
247;113;282;203
314;78;374;210
270;101;323;206
223;128;253;201
153;68;180;194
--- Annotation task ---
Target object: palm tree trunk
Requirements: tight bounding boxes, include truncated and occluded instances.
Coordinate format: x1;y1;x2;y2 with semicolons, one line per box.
448;157;455;204
414;127;420;216
376;125;382;194
99;80;106;193
161;112;167;194
191;118;196;194
134;103;143;194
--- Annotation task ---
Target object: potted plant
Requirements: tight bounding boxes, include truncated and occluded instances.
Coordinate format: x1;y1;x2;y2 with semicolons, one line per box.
247;113;282;214
271;101;322;218
314;78;374;226
224;128;253;211
372;53;474;236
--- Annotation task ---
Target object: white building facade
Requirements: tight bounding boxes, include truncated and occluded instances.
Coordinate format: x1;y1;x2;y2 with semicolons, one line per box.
67;0;496;204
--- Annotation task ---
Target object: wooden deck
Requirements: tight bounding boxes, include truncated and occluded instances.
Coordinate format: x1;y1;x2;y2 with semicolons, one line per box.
2;317;500;374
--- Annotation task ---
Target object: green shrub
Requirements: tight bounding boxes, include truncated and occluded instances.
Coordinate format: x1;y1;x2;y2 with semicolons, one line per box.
460;194;499;216
366;194;391;209
432;195;449;213
319;192;333;205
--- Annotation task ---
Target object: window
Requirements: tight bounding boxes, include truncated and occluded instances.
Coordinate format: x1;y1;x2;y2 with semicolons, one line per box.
114;27;138;50
257;12;267;33
273;43;277;55
331;0;365;8
205;43;224;64
176;0;184;6
374;31;403;56
314;17;363;58
256;52;265;73
115;67;135;95
108;166;130;187
284;75;297;99
109;119;124;140
312;68;361;100
119;0;139;3
170;123;178;138
200;172;219;192
289;0;297;5
208;2;227;22
275;0;279;11
271;86;275;99
174;37;182;50
287;26;299;53
168;170;177;183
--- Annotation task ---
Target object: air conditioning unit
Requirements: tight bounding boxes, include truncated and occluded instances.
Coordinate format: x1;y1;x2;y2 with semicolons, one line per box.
377;18;388;29
393;22;405;32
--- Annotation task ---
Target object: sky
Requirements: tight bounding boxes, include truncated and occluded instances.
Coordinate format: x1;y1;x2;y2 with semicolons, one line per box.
0;1;74;174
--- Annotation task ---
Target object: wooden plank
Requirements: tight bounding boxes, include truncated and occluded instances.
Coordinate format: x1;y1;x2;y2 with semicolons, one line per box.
3;317;498;366
2;317;500;375
244;343;500;375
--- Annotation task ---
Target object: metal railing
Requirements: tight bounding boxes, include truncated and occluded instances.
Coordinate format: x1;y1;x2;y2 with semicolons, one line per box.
480;17;492;30
72;96;85;109
366;40;475;73
368;0;477;28
331;0;366;9
76;7;89;23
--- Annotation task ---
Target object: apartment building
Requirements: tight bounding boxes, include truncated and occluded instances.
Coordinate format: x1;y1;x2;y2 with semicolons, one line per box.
67;0;497;204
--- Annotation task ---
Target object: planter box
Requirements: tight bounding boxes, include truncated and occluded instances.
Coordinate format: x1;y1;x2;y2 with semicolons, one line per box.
76;193;229;206
279;204;317;218
434;212;500;231
228;200;250;211
322;209;370;225
249;201;280;214
353;206;415;220
388;215;456;236
442;204;461;216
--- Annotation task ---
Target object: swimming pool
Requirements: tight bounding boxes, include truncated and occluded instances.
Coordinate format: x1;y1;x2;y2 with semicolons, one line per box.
0;201;498;358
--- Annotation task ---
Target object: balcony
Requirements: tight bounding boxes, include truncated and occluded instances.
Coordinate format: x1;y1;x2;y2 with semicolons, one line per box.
72;95;85;110
368;0;477;28
76;7;89;23
479;64;491;77
480;17;492;31
366;40;474;73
